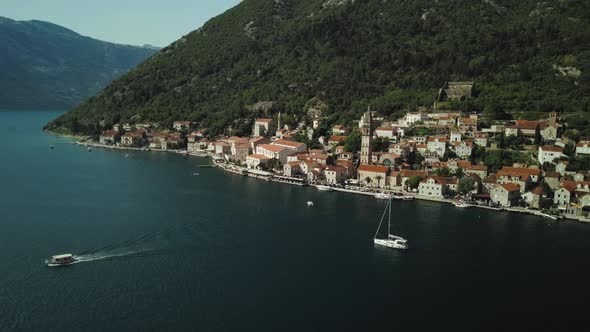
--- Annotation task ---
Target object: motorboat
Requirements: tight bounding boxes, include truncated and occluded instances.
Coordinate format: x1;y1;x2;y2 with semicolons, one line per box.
373;197;408;250
316;185;333;192
307;201;314;207
45;254;77;267
453;201;470;208
375;193;392;200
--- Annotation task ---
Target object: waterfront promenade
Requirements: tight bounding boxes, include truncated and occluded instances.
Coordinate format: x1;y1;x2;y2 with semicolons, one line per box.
73;140;588;223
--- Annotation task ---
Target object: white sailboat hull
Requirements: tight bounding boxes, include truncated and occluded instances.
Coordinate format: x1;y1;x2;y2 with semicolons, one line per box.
374;238;408;250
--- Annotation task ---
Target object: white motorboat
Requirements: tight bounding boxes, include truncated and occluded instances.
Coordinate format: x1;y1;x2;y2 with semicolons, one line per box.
373;197;408;250
453;201;470;208
375;193;392;200
307;201;314;206
45;253;77;267
87;147;92;152
316;185;333;192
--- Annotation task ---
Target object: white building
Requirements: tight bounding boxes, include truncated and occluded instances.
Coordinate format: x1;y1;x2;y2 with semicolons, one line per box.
418;177;448;198
538;146;565;165
253;118;273;137
375;127;397;139
427;137;447;156
246;154;271;169
576;142;590;157
450;131;462;142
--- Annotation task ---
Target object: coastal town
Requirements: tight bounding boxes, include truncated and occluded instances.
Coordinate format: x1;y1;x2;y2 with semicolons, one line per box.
90;82;590;222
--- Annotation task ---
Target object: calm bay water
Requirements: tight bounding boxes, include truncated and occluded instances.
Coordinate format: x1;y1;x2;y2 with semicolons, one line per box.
1;111;590;331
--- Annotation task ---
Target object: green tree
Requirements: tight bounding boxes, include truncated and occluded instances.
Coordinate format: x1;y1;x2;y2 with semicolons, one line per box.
344;130;361;153
455;167;464;178
434;167;451;177
375;175;383;188
458;177;476;194
407;176;422;190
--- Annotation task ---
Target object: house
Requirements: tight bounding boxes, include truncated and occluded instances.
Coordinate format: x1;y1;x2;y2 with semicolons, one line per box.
554;183;577;207
450;131;462;142
246;154;272;169
497;166;541;193
505;120;558;141
375;127;397;139
249;136;270;152
575;141;590;157
400;170;429;187
162;135;185;150
555;160;569;176
328;136;347;146
99;130;122;145
427;137;447;156
358;164;390;188
332;125;346;135
214;142;231;155
398;112;426;126
121;130;145;147
253;118;273;137
324;165;346;184
418;177;449;198
283;161;302;177
491;183;521;207
232;143;251;162
538;146;564;165
256;144;289;164
388;143;411;159
173;121;193;131
457;117;478;135
377;153;401;167
522;186;544;209
447;159;472;173
452;141;473;158
474;132;488;147
544;172;562;190
464;165;488;178
272;139;307;153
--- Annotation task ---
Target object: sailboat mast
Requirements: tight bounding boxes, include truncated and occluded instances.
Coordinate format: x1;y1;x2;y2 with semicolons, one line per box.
374;199;389;239
387;196;391;236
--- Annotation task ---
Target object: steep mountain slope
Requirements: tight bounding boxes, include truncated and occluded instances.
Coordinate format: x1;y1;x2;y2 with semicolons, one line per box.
46;0;590;135
0;17;157;110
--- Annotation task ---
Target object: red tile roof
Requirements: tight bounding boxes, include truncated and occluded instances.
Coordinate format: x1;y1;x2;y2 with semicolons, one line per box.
540;145;564;153
501;183;521;192
274;139;305;148
258;144;286;153
256;118;273;123
358;164;389;173
248;154;272;160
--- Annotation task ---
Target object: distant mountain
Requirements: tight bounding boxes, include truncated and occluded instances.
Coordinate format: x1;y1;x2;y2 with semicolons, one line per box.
0;17;157;110
46;0;590;135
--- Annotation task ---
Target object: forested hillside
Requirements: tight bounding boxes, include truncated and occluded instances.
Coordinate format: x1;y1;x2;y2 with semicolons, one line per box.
46;0;590;135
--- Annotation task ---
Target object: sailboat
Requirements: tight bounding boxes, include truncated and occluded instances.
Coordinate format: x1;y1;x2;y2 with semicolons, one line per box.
373;197;408;250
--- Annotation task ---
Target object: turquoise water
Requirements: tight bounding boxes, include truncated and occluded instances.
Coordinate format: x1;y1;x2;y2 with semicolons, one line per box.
1;111;590;331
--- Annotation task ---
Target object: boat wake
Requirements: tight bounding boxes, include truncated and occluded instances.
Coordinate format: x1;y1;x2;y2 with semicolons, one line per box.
73;250;149;264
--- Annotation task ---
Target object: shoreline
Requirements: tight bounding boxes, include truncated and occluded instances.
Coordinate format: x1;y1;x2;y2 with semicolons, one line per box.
65;138;590;224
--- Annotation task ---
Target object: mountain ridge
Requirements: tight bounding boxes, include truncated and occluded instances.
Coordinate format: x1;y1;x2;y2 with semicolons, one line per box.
0;17;158;110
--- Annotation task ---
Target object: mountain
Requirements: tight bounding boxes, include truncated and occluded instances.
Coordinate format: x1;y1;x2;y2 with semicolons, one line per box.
46;0;590;136
0;17;157;110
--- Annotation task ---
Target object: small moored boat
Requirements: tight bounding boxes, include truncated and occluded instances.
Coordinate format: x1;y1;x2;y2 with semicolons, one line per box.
307;201;314;206
375;193;392;200
45;253;77;267
453;201;470;208
316;185;333;192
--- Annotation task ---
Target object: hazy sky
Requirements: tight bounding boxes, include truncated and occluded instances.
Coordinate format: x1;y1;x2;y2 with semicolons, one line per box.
1;0;240;46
